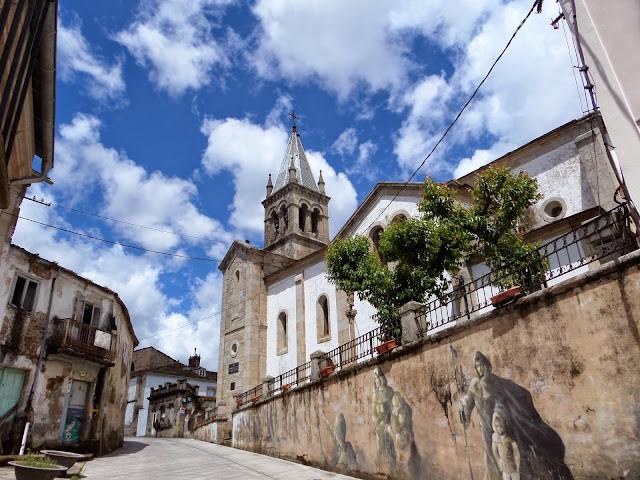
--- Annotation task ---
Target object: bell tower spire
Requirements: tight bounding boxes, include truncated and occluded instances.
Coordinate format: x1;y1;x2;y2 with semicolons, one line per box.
262;115;330;260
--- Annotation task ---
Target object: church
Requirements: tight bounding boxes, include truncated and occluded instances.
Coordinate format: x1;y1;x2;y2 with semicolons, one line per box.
215;112;618;416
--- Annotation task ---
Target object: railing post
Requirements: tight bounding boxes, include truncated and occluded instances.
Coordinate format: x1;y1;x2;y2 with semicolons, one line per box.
262;376;274;398
399;301;424;344
310;350;325;381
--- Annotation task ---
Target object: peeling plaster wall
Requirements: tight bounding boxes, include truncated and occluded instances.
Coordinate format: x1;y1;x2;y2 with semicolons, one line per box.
233;252;640;480
0;246;136;455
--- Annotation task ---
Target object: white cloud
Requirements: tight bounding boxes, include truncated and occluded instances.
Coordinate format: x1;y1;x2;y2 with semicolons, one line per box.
57;16;126;102
201;113;358;237
115;0;234;96
53;114;233;252
331;128;358;156
249;0;412;99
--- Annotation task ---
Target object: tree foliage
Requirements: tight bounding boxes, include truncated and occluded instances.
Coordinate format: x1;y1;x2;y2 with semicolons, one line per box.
325;168;543;330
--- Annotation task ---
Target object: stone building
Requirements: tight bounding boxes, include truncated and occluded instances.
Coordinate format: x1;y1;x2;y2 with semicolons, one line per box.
146;379;215;439
0;245;138;455
125;347;217;437
215;113;620;438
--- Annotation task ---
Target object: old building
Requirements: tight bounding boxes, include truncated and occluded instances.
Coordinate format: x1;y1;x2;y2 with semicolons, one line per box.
125;347;217;437
0;245;138;455
215;112;622;438
147;378;215;439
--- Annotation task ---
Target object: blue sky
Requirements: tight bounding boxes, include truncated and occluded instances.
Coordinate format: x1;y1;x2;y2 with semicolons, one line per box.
13;0;584;369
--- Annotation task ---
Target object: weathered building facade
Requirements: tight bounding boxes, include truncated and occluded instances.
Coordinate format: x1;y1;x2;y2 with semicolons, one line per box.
215;113;621;445
125;347;217;437
0;245;138;455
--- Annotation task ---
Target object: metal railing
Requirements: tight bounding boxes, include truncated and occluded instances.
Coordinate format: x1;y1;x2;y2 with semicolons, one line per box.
234;384;262;407
52;318;116;362
269;361;311;395
322;326;387;371
415;204;637;336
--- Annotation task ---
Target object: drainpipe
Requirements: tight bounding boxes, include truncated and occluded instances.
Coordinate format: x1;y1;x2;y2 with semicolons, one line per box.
10;1;56;187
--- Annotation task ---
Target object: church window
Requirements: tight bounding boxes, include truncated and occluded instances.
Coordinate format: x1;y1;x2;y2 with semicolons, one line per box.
392;214;407;224
370;226;384;261
235;270;240;281
299;204;308;231
272;212;279;233
230;382;235;391
311;209;320;236
316;295;330;342
230;342;238;357
277;311;288;354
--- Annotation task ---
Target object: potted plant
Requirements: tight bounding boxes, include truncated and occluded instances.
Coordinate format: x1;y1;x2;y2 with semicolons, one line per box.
39;450;84;475
375;339;398;355
251;395;260;403
281;383;291;392
236;398;243;406
319;365;334;377
489;285;522;306
9;456;67;480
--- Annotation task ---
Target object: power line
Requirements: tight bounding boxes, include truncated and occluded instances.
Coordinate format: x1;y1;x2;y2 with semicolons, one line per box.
24;196;234;246
360;0;544;236
13;214;223;263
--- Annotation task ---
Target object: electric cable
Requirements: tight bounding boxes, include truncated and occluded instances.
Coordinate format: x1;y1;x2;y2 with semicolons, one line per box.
359;0;544;237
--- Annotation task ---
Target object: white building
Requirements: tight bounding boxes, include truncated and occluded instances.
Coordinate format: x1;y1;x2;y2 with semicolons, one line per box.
214;113;621;430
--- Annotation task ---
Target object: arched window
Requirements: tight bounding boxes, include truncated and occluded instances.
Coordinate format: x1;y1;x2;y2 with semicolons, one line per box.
392;214;407;224
272;212;279;234
316;295;330;341
311;209;320;236
370;226;384;260
299;204;308;231
277;311;288;353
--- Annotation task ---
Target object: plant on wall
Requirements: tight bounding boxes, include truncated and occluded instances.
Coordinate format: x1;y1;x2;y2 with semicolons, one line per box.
325;168;543;332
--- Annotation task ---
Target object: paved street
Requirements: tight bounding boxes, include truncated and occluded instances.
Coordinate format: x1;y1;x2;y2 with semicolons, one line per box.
79;437;358;480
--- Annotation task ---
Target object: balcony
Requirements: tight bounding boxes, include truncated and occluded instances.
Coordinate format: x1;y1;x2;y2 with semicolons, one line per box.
50;318;116;365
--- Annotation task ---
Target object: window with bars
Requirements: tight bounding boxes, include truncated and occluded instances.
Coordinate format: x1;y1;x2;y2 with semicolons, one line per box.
10;274;38;312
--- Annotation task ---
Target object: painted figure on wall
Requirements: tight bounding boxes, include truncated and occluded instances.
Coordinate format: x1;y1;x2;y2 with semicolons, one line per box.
492;405;520;480
459;351;573;480
326;413;357;470
372;366;419;477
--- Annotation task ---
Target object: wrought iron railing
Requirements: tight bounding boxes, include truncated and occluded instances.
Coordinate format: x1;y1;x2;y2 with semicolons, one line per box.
0;0;53;165
234;384;262;407
52;318;116;362
415;204;637;336
322;326;387;371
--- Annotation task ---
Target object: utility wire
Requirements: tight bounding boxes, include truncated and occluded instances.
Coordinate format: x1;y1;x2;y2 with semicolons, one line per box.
13;213;223;263
24;196;234;246
359;0;543;236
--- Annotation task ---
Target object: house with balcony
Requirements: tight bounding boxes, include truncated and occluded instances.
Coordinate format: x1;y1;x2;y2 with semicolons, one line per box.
0;245;138;455
124;347;217;437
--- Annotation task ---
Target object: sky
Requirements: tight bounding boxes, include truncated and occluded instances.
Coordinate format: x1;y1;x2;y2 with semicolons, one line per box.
13;0;585;370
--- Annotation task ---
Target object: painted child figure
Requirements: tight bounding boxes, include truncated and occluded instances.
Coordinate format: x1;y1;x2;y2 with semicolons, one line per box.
492;405;520;480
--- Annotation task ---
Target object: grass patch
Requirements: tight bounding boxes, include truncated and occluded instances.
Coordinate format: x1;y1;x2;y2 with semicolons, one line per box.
15;456;60;468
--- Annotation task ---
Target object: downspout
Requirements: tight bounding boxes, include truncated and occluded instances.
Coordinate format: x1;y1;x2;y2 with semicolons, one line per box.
10;0;56;186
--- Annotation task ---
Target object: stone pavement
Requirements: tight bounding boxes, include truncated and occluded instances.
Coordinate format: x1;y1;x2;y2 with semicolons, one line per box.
78;437;359;480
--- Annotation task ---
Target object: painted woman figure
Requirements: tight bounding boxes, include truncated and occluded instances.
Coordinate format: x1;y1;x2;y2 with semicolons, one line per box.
372;366;396;472
492;405;520;480
459;351;573;480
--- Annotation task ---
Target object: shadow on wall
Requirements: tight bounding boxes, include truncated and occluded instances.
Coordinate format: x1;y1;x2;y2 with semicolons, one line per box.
459;351;573;480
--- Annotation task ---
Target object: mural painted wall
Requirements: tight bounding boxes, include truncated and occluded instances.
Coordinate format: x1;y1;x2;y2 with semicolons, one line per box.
233;252;640;479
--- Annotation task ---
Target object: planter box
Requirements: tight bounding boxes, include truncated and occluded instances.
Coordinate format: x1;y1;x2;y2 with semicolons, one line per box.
376;339;398;355
490;286;522;306
251;396;260;403
319;366;335;377
8;461;67;480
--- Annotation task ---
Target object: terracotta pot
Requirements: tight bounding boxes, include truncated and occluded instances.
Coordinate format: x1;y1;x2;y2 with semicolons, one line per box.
281;383;291;392
236;398;243;406
376;339;398;355
251;396;260;403
490;286;522;306
9;461;67;480
320;366;335;377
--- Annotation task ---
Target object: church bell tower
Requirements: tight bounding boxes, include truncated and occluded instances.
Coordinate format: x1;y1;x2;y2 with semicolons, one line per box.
262;121;330;260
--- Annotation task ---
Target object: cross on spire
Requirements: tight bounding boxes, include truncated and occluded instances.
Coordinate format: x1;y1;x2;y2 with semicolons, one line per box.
288;109;298;128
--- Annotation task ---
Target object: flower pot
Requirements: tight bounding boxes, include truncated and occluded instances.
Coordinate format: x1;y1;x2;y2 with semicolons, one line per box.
319;366;335;377
39;450;84;473
236;398;243;406
376;339;398;355
251;396;260;403
281;383;291;392
490;286;522;306
9;461;67;480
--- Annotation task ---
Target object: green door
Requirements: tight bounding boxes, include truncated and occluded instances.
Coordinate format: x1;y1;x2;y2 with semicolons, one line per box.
0;367;25;425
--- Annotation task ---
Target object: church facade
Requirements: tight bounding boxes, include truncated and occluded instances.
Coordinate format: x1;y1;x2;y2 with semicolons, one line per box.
215;113;618;419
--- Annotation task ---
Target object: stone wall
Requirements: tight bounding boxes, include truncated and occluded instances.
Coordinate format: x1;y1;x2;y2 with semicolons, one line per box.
232;251;640;479
192;420;219;444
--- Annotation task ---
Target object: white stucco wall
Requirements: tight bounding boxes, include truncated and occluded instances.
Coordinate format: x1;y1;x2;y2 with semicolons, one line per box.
352;194;422;237
302;261;338;356
266;277;297;378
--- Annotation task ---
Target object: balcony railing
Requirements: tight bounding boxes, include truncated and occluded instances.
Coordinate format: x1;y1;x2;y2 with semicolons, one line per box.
51;318;116;363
